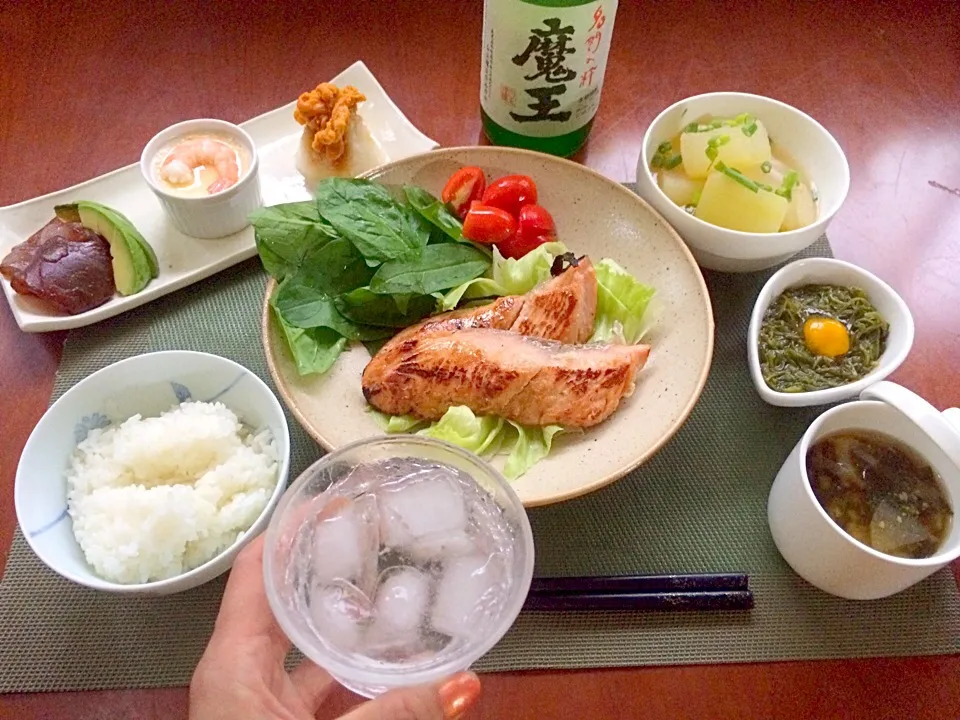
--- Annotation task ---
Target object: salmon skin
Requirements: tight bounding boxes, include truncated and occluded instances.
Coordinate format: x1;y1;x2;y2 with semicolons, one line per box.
363;328;649;428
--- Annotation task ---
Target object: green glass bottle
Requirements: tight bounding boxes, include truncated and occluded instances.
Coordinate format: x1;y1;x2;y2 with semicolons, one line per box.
480;0;619;157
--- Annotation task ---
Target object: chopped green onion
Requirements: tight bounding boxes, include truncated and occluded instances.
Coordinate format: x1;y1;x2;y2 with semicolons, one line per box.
650;154;663;169
742;122;759;137
657;141;673;154
733;112;754;125
710;119;723;129
714;160;761;193
761;160;772;173
682;121;700;133
663;154;683;170
757;182;773;191
705;146;719;162
707;134;731;148
775;170;800;200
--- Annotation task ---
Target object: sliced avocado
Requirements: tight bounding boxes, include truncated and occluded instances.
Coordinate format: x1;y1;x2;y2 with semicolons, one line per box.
76;202;153;295
133;231;160;279
54;203;82;223
77;201;159;279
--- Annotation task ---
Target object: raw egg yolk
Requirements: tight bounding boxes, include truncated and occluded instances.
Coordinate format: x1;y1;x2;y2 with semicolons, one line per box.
803;317;850;357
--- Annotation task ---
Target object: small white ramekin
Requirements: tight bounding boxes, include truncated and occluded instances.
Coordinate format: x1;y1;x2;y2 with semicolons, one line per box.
748;257;914;407
140;118;262;239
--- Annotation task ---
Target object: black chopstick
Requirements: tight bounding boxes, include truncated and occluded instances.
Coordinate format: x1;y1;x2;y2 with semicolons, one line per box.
523;573;753;612
523;590;754;612
529;573;749;595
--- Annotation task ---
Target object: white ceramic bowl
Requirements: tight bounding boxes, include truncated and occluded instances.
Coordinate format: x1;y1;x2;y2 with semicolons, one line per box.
748;257;914;407
635;92;850;273
14;351;290;595
768;381;960;599
140;118;262;239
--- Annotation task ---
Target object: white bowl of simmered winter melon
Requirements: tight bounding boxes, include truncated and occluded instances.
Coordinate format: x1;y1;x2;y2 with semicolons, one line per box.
635;92;849;273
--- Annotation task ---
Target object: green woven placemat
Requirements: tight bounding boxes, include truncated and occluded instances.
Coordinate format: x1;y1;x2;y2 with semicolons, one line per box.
2;205;958;692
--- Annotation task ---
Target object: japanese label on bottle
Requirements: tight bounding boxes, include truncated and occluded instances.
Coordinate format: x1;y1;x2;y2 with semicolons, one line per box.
481;0;617;138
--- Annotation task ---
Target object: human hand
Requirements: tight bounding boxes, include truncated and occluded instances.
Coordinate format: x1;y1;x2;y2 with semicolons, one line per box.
189;534;482;720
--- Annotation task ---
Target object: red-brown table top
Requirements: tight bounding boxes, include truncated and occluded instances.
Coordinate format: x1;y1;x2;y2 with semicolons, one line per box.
2;1;959;717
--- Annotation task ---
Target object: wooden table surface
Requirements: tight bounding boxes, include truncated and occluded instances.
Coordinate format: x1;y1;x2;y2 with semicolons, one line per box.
3;1;959;718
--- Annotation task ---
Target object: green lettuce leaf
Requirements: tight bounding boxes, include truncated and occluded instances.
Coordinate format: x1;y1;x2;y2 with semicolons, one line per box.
589;258;656;344
373;404;565;480
439;242;567;310
503;421;565;480
418;406;505;455
367;408;426;433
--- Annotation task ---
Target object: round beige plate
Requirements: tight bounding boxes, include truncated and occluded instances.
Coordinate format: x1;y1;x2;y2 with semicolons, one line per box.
262;147;714;507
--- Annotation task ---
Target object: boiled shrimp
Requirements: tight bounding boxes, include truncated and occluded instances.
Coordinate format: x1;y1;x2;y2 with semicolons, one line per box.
160;138;240;194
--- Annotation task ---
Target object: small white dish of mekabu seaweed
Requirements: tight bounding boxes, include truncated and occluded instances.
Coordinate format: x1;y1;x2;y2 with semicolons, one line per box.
748;257;914;407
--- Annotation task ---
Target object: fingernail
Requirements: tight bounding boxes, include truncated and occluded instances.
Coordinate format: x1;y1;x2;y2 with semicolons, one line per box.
438;672;481;719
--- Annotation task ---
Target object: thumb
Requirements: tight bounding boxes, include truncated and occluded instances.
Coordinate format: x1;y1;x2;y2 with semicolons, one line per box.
340;672;481;720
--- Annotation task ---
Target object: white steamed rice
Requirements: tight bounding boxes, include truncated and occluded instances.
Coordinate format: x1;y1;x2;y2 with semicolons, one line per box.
66;401;277;584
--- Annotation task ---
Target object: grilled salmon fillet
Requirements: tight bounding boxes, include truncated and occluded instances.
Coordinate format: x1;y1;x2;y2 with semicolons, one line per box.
510;256;597;344
384;294;525;350
379;256;598;356
362;328;649;428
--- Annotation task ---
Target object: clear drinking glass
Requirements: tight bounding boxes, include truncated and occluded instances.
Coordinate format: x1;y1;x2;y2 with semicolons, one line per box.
263;436;535;698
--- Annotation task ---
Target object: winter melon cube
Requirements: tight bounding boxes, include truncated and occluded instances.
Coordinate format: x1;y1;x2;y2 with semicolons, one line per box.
657;169;705;207
695;170;788;233
740;162;819;231
680;122;773;179
780;181;818;231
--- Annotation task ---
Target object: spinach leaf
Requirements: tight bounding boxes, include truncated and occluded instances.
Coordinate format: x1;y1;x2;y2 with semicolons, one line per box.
271;304;346;376
393;293;413;314
274;278;392;340
404;186;463;241
250;201;339;280
369;243;490;296
299;237;375;295
316;178;429;265
335;288;437;328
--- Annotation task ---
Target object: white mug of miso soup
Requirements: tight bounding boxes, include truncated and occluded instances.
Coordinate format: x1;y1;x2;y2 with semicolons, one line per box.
768;381;960;599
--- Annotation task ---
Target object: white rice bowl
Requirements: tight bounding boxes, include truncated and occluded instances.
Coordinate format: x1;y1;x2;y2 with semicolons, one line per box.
66;400;278;584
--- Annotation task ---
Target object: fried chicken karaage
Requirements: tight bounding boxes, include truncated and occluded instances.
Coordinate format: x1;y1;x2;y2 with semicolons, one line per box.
294;83;366;165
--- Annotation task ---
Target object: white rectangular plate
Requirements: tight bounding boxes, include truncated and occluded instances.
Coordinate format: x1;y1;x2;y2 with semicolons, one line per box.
0;61;438;332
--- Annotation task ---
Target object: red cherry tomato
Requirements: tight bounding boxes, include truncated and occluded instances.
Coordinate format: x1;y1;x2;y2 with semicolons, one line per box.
481;175;538;218
441;166;486;220
462;202;517;245
496;204;557;259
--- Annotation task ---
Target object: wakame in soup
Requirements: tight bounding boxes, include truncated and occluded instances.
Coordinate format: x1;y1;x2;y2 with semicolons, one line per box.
807;430;953;559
